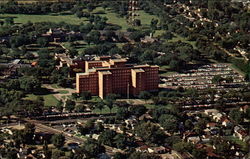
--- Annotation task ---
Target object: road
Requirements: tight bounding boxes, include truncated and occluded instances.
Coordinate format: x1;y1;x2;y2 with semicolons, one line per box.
24;118;118;156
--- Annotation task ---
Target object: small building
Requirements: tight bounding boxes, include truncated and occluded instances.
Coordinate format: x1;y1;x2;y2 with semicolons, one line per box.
148;146;170;154
221;117;232;127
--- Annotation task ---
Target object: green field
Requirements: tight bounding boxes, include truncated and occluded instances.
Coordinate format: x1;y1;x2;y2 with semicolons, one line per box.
0;6;164;37
0;13;87;25
24;94;59;107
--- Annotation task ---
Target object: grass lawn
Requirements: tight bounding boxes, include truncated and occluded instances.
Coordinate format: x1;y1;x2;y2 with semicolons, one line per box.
168;33;197;49
0;13;88;25
92;7;162;32
51;84;62;89
61;41;96;53
144;104;157;109
58;90;69;94
24;94;59;107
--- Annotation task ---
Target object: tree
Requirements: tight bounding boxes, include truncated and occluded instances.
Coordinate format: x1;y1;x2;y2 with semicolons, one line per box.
68;47;78;58
79;138;105;158
51;134;65;149
76;11;83;18
98;129;117;147
80;91;92;100
159;114;178;133
116;107;129;120
184;119;194;130
212;75;224;84
43;140;52;159
37;37;48;47
133;19;141;26
65;99;75;112
114;134;127;149
105;99;114;114
138;91;151;101
86;30;101;44
229;108;243;124
192;148;207;159
95;99;105;114
134;121;167;144
19;76;41;92
130;105;147;117
246;108;250;120
128;151;160;159
210;136;233;158
150;18;158;30
96;122;104;132
56;100;63;113
52;149;65;159
6;150;17;159
23;123;35;144
173;141;194;153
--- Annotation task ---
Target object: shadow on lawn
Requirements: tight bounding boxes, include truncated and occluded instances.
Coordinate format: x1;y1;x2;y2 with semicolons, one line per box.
33;87;55;95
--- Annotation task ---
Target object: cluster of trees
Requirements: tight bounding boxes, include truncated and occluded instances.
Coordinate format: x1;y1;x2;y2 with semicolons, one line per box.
121;41;201;71
0;1;74;14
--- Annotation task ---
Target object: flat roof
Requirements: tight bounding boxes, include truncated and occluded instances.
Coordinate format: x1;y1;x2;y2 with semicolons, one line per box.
99;70;112;75
110;58;127;62
132;68;145;73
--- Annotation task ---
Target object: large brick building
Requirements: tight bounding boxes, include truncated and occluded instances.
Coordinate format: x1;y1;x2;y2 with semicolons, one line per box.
76;57;159;99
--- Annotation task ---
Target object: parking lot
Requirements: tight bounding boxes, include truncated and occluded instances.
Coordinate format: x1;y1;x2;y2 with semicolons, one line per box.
160;64;247;90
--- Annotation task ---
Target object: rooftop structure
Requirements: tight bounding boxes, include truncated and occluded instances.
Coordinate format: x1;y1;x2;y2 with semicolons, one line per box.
76;57;159;99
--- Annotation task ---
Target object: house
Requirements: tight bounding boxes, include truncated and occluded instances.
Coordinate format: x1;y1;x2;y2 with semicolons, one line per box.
240;105;249;113
139;113;153;121
92;134;100;140
148;146;169;154
136;145;149;153
212;113;223;122
141;35;158;44
221;117;232;127
234;126;249;141
204;109;219;116
187;136;200;144
206;122;217;128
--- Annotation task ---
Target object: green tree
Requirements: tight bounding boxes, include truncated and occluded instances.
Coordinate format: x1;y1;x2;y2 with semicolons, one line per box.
173;141;194;153
114;134;127;149
138;91;151;101
51;134;65;149
80;91;92;100
98;129;117;147
159;114;178;133
95;99;105;114
128;151;160;159
65;99;75;112
229;108;243;124
76;11;83;18
37;37;48;47
79;138;105;158
56;100;63;113
52;149;65;159
134;121;166;144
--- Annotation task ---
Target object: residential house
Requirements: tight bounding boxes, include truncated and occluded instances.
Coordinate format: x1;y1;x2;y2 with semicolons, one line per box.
221;117;232;127
148;146;170;154
234;126;249;141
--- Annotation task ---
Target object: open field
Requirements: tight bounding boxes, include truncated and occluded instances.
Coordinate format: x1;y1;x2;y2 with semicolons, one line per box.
24;94;59;107
0;13;87;25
